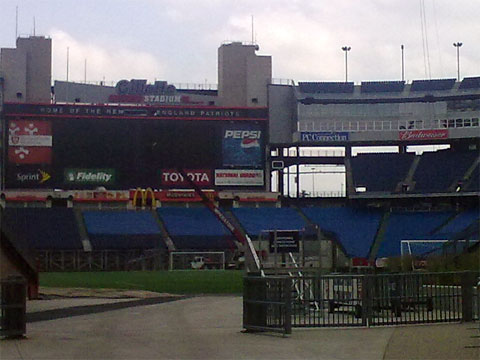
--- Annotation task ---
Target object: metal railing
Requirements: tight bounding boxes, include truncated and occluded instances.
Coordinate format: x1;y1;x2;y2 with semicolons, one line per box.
298;117;480;132
243;271;478;332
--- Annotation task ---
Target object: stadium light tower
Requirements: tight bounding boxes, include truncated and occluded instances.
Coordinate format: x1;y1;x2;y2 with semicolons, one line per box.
342;46;351;82
453;42;462;81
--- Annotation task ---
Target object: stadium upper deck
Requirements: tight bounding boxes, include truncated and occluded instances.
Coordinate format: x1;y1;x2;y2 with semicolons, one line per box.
269;77;480;146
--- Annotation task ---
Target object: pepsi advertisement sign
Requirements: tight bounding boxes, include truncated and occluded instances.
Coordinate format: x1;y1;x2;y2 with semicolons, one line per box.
222;127;263;167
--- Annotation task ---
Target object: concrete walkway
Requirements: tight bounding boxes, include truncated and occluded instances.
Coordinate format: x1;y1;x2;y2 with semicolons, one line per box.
1;295;479;359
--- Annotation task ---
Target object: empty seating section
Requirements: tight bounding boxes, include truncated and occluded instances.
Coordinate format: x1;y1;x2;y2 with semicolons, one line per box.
410;78;456;91
156;207;233;250
302;207;381;258
83;211;164;250
361;81;405;93
351;153;414;192
2;208;82;250
429;208;479;240
376;211;453;258
459;76;480;90
413;151;478;193
298;82;354;94
231;207;306;237
464;164;479;192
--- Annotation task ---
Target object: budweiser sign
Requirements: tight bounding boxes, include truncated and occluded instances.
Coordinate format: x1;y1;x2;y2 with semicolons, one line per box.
398;129;448;141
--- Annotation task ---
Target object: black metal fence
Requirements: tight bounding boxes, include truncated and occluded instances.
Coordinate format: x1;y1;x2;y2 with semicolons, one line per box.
243;271;478;332
243;276;292;334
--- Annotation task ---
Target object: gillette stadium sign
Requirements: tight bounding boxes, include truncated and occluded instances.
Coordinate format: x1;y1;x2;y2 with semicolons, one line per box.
301;132;349;142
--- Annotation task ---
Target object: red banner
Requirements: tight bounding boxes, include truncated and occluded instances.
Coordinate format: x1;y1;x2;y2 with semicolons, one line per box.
160;169;212;187
398;129;448;141
8;147;52;164
8;120;52;164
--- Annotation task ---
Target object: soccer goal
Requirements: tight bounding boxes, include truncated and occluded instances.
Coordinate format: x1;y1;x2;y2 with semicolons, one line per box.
169;251;225;271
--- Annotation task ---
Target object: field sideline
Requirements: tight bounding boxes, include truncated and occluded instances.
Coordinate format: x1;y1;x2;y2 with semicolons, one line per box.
40;270;244;295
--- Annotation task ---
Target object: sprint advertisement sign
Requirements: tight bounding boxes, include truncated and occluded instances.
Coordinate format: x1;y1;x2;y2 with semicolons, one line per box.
64;169;116;185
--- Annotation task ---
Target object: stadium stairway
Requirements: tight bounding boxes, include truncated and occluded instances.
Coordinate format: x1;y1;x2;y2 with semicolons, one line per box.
395;155;421;192
151;210;176;252
368;211;391;260
450;156;480;192
73;208;92;251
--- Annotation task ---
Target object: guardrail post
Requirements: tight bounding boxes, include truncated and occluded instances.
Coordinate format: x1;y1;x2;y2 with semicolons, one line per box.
284;277;292;335
461;271;475;322
1;276;27;339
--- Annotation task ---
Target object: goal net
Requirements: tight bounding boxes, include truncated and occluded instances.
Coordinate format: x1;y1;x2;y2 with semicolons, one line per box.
169;251;225;271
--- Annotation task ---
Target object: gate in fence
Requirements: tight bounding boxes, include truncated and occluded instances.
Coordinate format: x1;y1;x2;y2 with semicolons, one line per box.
243;271;479;333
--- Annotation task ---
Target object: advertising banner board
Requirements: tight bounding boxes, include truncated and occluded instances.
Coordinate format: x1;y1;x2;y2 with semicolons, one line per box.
222;127;263;167
398;129;449;141
64;168;116;185
160;169;212;187
301;131;349;142
214;169;264;186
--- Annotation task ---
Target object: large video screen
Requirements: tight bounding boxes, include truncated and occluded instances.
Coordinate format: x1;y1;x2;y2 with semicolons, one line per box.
5;114;266;190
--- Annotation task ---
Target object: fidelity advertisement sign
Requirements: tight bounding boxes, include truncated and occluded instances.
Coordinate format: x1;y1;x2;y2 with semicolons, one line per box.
222;127;263;167
8;120;52;164
64;169;116;185
160;169;212;187
214;169;264;186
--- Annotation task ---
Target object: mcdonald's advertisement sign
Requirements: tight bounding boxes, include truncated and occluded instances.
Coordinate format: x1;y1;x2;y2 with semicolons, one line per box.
64;168;116;185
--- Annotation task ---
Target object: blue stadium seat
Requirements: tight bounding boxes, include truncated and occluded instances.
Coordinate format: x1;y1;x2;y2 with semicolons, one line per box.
413;150;478;193
157;207;233;250
302;207;382;258
376;211;453;258
83;210;164;250
298;82;354;94
2;208;82;250
361;81;405;93
232;207;307;237
410;78;456;91
459;76;480;90
429;208;479;240
351;153;414;192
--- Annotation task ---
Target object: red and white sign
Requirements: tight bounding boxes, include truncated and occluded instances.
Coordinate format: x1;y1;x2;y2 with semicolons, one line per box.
8;120;52;164
398;129;448;141
161;169;212;187
8;147;52;164
215;169;264;186
9;135;52;147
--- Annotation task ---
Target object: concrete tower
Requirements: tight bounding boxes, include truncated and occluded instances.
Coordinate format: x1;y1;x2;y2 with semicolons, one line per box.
0;36;52;103
218;42;271;107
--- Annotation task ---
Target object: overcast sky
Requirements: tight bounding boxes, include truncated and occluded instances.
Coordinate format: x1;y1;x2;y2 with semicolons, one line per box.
1;0;479;86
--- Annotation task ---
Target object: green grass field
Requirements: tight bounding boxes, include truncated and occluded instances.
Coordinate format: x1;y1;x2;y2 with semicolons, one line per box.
40;270;244;295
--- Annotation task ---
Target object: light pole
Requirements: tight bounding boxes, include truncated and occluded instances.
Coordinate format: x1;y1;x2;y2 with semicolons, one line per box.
311;167;315;197
401;45;405;81
342;46;351;82
453;42;462;81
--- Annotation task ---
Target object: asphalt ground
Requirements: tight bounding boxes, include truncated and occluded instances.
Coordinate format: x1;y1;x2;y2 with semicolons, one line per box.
0;289;479;360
